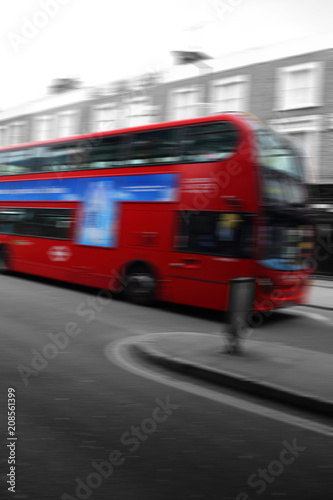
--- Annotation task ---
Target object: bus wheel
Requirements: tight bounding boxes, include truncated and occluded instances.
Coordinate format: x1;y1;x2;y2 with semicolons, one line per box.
124;265;156;305
0;245;10;273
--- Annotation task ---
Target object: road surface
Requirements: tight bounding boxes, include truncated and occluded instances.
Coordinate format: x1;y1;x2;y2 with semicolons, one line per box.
0;272;332;499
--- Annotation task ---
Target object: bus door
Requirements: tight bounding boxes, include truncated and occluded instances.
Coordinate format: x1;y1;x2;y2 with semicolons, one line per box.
169;211;254;310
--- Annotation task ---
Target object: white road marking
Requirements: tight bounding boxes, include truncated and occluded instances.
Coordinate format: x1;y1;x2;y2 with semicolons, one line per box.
288;307;333;326
105;332;333;437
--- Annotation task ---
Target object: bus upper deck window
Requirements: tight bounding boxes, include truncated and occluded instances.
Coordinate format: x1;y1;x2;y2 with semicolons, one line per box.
128;129;180;166
181;122;238;162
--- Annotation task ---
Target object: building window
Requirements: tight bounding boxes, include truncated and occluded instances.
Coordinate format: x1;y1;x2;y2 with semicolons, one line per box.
269;115;321;184
57;111;78;138
8;122;26;145
0;126;8;147
34;116;54;142
277;62;322;110
212;76;248;113
93;105;117;133
170;87;199;121
126;98;150;128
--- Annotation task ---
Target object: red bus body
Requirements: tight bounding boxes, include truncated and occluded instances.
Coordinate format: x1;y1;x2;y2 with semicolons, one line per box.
0;114;313;311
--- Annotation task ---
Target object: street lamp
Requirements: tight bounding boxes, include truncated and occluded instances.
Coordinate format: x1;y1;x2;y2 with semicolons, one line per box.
170;50;213;117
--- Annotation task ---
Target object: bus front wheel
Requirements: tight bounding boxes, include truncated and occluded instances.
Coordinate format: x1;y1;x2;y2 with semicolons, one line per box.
124;265;156;306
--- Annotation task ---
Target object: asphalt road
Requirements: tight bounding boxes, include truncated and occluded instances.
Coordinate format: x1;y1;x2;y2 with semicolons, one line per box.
0;272;332;500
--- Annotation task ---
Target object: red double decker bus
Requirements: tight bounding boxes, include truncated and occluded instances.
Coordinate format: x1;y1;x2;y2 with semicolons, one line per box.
0;113;314;311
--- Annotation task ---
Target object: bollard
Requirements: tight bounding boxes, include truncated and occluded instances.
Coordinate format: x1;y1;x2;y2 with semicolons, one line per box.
225;277;256;353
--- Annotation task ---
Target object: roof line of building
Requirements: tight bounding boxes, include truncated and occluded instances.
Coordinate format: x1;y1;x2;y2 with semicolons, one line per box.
1;33;333;121
165;32;333;83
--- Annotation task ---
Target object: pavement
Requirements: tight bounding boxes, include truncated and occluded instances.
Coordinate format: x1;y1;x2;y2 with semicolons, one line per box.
132;280;333;417
309;278;333;309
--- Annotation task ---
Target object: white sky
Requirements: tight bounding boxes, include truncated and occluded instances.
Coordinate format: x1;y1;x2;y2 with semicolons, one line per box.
1;0;333;109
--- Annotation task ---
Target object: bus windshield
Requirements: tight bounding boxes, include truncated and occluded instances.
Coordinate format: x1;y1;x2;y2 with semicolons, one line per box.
259;214;315;271
256;129;307;207
256;130;302;179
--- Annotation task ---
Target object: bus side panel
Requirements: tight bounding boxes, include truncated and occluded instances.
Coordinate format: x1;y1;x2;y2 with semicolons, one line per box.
165;255;256;311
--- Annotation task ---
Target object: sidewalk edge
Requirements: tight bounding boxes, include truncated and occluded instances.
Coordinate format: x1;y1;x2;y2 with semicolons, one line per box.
301;304;333;311
131;341;333;418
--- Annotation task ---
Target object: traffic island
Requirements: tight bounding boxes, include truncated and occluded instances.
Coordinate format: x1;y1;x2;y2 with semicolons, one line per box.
131;332;333;417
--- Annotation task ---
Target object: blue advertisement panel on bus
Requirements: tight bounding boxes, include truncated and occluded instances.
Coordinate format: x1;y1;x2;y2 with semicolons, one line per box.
0;173;179;247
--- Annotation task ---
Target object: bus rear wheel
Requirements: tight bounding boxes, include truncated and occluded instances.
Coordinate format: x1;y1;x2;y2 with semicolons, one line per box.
124;265;156;306
0;245;10;273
